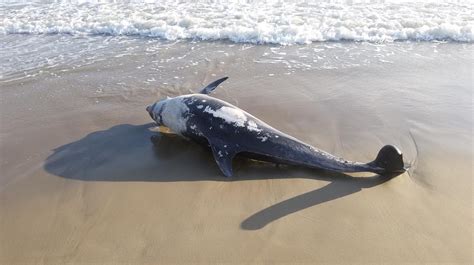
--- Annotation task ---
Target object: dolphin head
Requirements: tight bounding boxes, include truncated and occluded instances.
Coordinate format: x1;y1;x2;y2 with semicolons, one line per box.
146;99;168;126
146;96;190;135
146;77;228;133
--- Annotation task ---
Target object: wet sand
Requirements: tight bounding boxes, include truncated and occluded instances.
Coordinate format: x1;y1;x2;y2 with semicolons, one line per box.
0;41;472;264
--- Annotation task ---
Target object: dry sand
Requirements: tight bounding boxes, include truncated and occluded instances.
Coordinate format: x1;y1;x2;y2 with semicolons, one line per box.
0;41;472;264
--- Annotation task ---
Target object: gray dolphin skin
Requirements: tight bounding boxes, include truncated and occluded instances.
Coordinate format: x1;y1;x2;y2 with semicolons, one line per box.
146;77;406;177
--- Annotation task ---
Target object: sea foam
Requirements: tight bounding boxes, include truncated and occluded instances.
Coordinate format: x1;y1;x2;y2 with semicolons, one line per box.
0;1;472;44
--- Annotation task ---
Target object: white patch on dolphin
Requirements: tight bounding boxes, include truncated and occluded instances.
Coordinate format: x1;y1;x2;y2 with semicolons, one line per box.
204;106;247;127
197;105;204;109
247;120;262;132
257;136;268;142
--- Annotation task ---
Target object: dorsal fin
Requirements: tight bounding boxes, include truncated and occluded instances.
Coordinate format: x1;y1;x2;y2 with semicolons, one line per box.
199;77;228;94
207;137;237;177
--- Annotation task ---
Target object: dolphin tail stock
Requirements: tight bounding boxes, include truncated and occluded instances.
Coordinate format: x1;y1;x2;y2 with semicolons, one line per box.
369;145;406;175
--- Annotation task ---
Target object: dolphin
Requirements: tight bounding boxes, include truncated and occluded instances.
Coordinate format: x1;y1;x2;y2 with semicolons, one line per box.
146;77;406;177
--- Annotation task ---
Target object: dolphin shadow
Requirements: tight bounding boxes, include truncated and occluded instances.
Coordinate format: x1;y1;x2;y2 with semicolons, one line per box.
44;123;400;229
45;123;224;182
240;174;395;230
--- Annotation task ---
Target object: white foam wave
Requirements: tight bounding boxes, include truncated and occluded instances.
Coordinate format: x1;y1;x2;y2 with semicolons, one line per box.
0;1;472;44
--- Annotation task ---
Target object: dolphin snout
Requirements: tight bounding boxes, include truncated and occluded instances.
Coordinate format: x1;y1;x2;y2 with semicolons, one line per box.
146;104;154;120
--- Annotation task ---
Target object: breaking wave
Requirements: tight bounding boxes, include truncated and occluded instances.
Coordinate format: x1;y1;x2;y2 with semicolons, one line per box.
1;1;473;44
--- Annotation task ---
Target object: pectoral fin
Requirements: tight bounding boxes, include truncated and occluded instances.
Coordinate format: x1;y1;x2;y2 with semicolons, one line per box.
208;139;236;177
199;77;228;94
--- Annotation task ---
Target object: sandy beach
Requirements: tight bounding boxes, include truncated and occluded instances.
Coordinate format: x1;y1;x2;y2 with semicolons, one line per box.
0;37;472;264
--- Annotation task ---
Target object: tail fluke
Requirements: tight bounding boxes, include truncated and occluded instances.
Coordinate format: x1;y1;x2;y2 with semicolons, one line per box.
371;145;405;174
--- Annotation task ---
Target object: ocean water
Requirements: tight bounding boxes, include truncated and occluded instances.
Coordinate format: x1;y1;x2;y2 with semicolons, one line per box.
1;1;473;81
